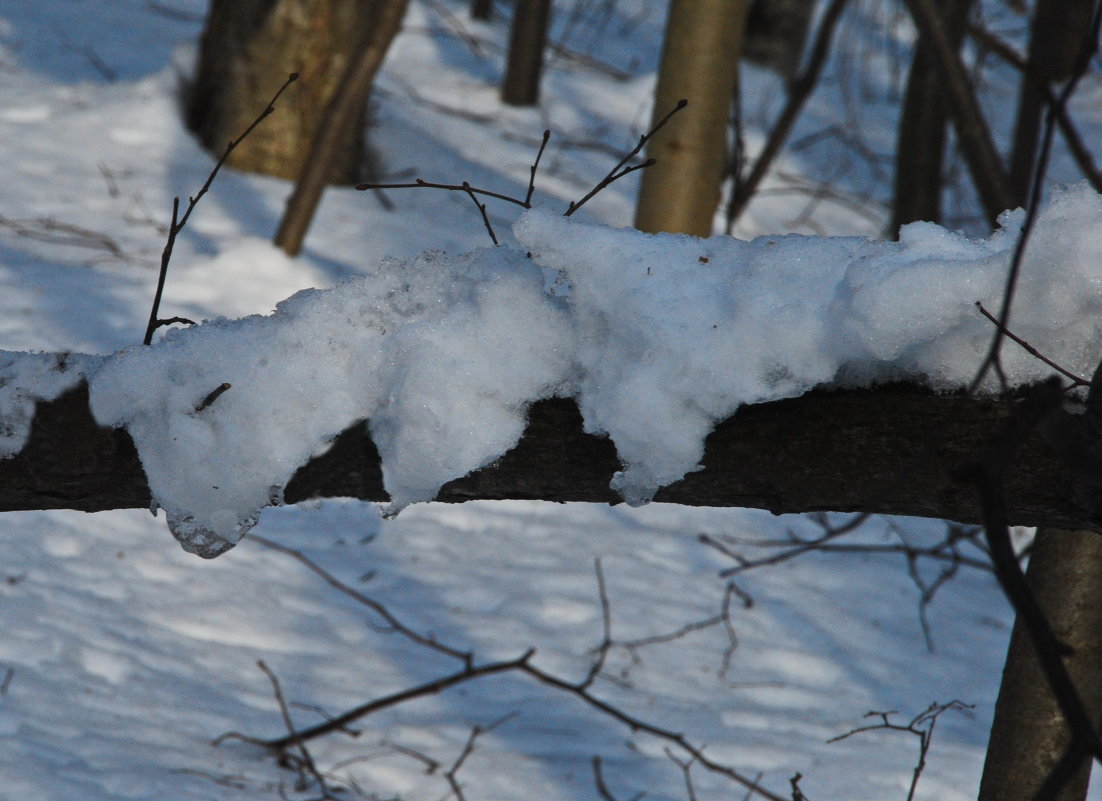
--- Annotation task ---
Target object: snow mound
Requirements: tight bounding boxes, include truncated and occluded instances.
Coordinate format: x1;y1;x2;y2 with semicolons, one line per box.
59;182;1102;555
88;247;572;557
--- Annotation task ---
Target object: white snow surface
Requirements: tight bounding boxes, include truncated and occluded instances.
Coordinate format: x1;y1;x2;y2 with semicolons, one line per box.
82;184;1102;548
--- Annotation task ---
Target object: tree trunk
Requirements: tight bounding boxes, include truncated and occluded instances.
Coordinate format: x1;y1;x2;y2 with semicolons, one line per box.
634;0;749;237
501;0;553;106
1008;0;1094;207
890;0;973;233
901;0;1014;226
274;0;409;256
742;0;814;82
471;0;494;21
186;0;377;184
978;527;1102;801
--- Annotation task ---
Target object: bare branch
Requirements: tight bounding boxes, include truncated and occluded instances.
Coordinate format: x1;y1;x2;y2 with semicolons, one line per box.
564;98;687;217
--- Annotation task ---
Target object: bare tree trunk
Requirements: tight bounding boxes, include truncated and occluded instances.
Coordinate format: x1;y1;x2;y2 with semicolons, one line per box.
742;0;814;82
1008;0;1094;206
502;0;553;106
890;0;973;233
187;0;378;183
634;0;749;236
978;528;1102;801
901;0;1014;225
274;0;409;256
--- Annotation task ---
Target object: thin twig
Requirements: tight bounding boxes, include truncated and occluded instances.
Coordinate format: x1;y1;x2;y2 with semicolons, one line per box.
443;713;518;801
975;301;1089;387
461;182;499;245
564;98;687;217
827;701;971;801
143;73;298;345
249;534;473;665
526;129;551;207
258;653;533;751
257;659;338;798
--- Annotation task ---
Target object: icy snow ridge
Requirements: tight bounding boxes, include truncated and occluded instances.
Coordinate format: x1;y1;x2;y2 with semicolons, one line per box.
68;183;1102;555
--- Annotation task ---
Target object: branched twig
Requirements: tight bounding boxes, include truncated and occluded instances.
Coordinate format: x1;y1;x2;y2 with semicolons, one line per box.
256;653;533;751
701;514;995;652
240;537;786;801
443;713;518;801
143;73;298;346
581;557;613;689
356;130;551;246
666;748;699;801
609;582;746;679
461;181;499;245
257;659;342;799
827;701;971;801
564;98;686;218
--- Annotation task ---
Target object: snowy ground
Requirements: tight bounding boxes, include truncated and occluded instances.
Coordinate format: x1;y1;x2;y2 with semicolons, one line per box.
0;0;1098;799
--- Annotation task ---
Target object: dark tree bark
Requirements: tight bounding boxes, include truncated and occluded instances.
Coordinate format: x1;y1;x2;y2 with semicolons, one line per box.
634;0;749;236
187;0;378;184
4;381;1102;537
742;0;815;82
978;527;1102;801
471;0;494;22
901;0;1014;226
501;0;553;106
1008;0;1094;207
890;0;973;233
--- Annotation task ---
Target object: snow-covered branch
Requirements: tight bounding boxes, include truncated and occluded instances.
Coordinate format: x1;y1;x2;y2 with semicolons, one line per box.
5;185;1102;555
1;381;1098;535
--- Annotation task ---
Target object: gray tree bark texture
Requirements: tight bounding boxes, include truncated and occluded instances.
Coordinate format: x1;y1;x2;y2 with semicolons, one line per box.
978;527;1102;801
634;0;749;237
186;0;376;183
3;381;1102;535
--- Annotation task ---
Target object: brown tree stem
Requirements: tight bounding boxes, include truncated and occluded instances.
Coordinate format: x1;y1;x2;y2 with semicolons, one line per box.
902;0;1015;225
4;381;1102;534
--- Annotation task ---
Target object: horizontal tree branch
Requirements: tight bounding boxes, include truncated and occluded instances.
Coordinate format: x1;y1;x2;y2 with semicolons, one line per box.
2;381;1100;533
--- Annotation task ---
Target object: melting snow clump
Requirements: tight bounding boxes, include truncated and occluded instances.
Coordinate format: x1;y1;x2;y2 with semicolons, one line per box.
10;181;1090;556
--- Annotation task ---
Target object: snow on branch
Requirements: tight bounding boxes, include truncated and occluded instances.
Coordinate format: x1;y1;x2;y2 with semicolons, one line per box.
4;184;1102;555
